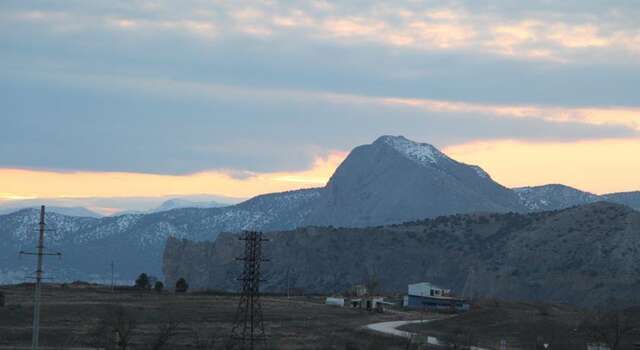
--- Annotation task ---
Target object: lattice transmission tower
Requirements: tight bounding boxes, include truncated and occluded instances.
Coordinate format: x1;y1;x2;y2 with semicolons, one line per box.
231;231;269;350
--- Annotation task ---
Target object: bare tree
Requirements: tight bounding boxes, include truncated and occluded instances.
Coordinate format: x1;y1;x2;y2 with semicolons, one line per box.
524;318;574;350
89;306;138;350
579;310;639;350
438;327;475;349
56;333;80;350
192;327;217;350
148;319;180;350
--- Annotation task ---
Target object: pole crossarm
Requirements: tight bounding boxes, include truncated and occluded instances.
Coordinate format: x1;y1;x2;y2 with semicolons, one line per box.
20;251;62;256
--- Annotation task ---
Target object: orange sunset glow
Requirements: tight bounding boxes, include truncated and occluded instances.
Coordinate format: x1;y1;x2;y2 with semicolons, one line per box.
2;137;639;207
445;138;640;194
0;152;346;202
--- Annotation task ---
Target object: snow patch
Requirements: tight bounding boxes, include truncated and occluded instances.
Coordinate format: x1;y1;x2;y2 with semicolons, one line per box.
472;166;490;179
379;135;443;165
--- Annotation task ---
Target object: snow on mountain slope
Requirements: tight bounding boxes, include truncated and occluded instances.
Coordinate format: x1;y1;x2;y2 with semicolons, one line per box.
514;184;600;211
515;185;640;212
379;135;445;165
152;198;228;212
0;188;322;283
2;135;638;285
304;135;524;227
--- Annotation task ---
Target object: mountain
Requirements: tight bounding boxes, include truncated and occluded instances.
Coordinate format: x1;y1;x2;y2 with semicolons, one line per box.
0;206;102;218
163;202;640;308
304;136;525;227
515;185;640;211
602;191;640;210
514;184;600;211
152;198;228;213
0;188;321;284
1;135;638;284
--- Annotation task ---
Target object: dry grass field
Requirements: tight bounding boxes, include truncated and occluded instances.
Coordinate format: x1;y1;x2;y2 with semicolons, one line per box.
4;285;639;350
401;299;640;350
0;284;424;349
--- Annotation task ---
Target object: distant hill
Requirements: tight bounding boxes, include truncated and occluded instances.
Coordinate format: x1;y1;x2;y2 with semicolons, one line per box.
602;191;640;210
515;185;640;211
0;206;102;218
152;198;229;212
514;184;600;211
164;202;640;308
0;189;321;283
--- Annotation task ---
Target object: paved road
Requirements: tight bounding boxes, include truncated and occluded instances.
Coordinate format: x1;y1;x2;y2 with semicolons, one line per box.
365;318;490;349
365;319;441;345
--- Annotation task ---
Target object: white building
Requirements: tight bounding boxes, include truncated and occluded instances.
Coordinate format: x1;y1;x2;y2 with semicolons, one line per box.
325;297;345;307
408;282;451;298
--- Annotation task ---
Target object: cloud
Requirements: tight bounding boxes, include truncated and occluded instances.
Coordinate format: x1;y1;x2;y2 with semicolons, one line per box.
382;97;640;131
0;0;639;194
1;66;637;175
3;0;639;62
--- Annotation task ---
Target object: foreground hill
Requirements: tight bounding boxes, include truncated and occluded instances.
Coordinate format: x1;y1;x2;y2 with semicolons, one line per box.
164;202;640;307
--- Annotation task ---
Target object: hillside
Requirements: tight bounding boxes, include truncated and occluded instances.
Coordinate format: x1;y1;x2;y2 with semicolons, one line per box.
163;202;640;307
515;184;640;211
0;188;321;283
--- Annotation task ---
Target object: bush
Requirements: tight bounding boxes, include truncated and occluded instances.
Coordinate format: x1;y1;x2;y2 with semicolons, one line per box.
88;306;137;349
175;278;189;293
154;281;164;293
135;273;151;290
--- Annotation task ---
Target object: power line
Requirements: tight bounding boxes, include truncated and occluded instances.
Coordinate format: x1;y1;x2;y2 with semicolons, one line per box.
19;206;62;350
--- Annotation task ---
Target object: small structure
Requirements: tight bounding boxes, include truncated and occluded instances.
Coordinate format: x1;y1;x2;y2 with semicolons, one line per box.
408;282;451;298
325;297;345;307
350;284;368;297
404;282;469;312
350;297;387;312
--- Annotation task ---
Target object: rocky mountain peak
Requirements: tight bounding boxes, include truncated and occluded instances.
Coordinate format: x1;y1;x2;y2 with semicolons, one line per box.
374;135;446;166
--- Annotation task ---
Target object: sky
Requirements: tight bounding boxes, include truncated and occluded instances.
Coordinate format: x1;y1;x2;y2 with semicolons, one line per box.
1;0;639;214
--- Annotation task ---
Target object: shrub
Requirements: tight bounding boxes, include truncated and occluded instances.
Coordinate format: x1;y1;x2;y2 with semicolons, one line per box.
135;273;151;290
175;278;189;293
